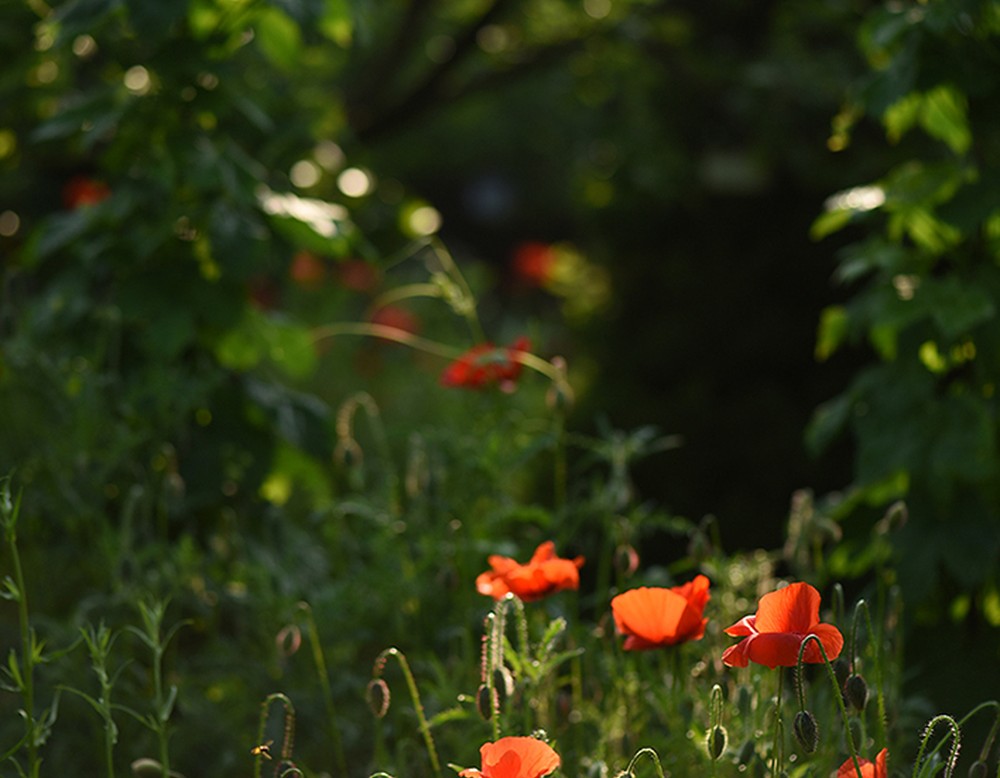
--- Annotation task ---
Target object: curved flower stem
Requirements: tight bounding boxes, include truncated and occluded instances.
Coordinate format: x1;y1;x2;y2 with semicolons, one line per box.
624;747;666;778
797;634;863;778
374;647;441;775
366;283;443;317
312;322;462;359
850;599;887;747
422;237;487;342
255;693;296;778
911;715;961;778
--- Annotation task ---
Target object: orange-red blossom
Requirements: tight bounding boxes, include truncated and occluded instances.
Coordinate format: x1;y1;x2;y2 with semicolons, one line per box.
440;337;531;390
721;581;843;668
611;575;711;650
476;541;583;602
837;749;888;778
459;737;561;778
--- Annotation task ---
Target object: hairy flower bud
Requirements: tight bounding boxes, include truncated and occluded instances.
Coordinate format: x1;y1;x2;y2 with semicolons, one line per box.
706;725;728;760
492;666;515;707
793;710;820;754
968;761;988;778
476;683;496;720
844;674;869;712
366;678;390;718
737;740;756;766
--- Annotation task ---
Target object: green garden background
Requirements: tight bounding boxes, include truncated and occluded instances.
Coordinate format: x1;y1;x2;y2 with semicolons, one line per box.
2;0;999;776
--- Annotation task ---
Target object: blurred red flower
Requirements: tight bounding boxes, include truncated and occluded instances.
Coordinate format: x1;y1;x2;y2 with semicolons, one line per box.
289;251;327;288
459;737;560;778
511;242;557;286
721;581;843;668
837;749;888;778
476;541;584;602
441;337;530;390
611;575;711;650
369;304;420;335
62;176;110;209
336;259;380;292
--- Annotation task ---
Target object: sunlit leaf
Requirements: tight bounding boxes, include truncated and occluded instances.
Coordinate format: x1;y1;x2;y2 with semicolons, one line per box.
920;85;971;155
254;7;302;70
815;305;849;361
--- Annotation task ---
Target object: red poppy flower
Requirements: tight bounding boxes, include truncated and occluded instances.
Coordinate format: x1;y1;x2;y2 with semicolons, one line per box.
476;541;584;602
62;176;110;209
289;251;327;288
837;749;888;778
441;337;531;390
370;304;421;335
459;737;561;778
611;575;711;650
512;242;557;287
721;582;843;669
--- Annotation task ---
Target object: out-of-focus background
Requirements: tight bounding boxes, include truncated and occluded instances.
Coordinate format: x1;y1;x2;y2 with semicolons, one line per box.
2;0;999;774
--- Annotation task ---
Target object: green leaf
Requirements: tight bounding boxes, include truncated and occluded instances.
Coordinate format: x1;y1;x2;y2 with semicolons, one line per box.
319;0;353;46
918;276;995;339
815;305;849;361
805;392;852;456
883;91;922;144
809;208;854;240
920;84;971;155
254;7;302;70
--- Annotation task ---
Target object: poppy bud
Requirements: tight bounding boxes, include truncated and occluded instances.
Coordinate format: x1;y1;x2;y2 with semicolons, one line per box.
847;717;864;754
737;740;756;766
476;683;496;720
792;710;819;754
492;666;514;707
832;656;850;689
968;761;988;778
706;725;728;760
844;674;869;712
366;678;390;718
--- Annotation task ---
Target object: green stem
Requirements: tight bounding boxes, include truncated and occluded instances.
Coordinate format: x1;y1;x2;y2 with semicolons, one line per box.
772;667;785;778
255;693;296;778
298;603;346;775
851;599;887;747
624;747;666;778
797;635;862;778
4;484;40;778
376;648;441;775
911;715;960;778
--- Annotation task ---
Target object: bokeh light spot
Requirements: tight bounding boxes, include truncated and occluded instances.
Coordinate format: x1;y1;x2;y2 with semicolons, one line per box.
0;210;20;237
72;35;97;57
337;167;373;197
124;65;151;95
290;159;321;188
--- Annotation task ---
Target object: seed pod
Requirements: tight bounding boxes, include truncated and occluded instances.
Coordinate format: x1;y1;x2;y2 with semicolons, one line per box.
366;678;390;718
706;725;728;760
793;710;820;754
844;674;869;712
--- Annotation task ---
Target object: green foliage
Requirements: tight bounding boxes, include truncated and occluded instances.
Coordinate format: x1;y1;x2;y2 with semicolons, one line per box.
810;0;1000;614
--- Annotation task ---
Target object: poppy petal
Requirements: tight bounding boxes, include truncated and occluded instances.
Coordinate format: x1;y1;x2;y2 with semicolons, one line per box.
743;632;810;668
721;640;750;667
723;615;757;637
800;622;844;663
753;582;821;634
